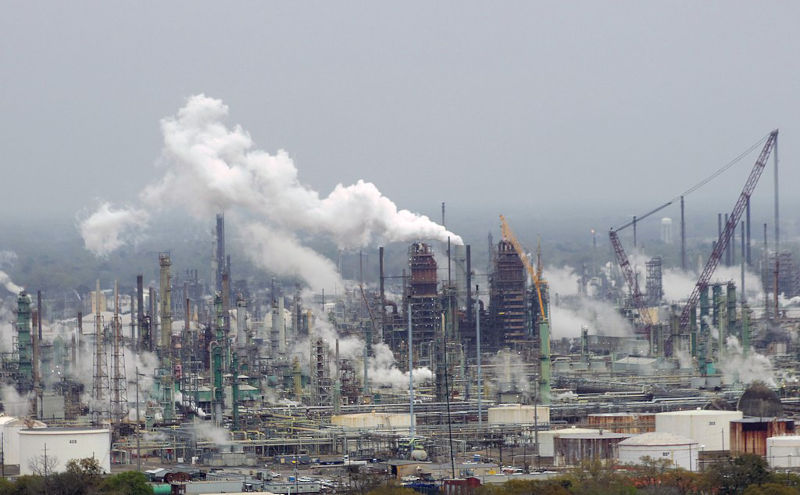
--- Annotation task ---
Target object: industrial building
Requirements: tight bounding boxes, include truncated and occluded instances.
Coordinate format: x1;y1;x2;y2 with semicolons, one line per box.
3;129;800;490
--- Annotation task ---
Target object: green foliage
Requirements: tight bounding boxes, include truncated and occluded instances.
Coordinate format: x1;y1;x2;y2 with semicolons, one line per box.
477;479;571;495
566;459;636;495
99;471;153;495
364;484;418;495
706;454;771;495
742;483;800;495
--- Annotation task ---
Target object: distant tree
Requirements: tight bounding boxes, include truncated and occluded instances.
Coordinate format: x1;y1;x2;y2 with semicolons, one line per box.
364;483;418;495
566;459;637;495
742;483;800;495
27;452;59;477
99;471;153;495
8;475;45;495
477;479;571;495
706;453;771;495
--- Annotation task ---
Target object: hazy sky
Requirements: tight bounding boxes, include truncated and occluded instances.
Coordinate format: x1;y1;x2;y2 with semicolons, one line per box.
2;2;799;225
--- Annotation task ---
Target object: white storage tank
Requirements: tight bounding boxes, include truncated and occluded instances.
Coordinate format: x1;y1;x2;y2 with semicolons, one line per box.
487;404;550;426
618;432;699;471
767;436;800;468
0;416;47;466
655;409;742;451
331;412;413;431
19;428;110;475
538;427;600;458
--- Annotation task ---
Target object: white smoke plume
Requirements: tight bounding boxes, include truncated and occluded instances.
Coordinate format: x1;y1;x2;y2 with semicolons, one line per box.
81;94;460;290
79;202;149;256
192;420;232;446
293;316;433;388
0;271;22;295
550;298;634;338
489;350;530;395
243;222;342;294
718;336;776;387
544;265;634;338
0;384;32;417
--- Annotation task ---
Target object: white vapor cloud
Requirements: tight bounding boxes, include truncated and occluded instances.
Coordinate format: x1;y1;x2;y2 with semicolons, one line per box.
79;202;149;256
79;94;460;290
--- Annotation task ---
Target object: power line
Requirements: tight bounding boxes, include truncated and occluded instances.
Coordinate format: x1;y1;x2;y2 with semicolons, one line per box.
612;133;770;232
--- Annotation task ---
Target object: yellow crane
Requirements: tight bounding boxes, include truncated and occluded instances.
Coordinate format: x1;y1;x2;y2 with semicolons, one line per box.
499;214;550;405
499;215;547;322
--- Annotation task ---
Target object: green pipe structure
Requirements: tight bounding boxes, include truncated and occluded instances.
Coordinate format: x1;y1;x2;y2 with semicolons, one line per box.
231;352;240;431
726;283;737;339
213;293;225;424
538;284;551;405
16;291;32;393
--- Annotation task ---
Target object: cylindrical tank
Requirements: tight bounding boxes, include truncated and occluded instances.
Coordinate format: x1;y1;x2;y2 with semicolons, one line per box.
655;409;742;451
18;428;110;475
618;432;699;471
767;436;800;468
487;405;550;426
331;412;413;431
587;413;655;433
538;427;600;458
0;417;46;466
553;432;630;467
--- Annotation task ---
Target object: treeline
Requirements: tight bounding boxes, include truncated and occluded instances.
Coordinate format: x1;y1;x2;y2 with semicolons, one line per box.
364;454;800;495
0;458;151;495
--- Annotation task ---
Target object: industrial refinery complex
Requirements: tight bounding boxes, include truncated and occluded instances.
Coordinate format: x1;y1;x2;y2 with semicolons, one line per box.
2;125;800;493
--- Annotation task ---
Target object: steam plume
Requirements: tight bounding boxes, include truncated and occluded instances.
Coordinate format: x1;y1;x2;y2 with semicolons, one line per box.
79;202;149;256
0;270;22;294
80;94;460;289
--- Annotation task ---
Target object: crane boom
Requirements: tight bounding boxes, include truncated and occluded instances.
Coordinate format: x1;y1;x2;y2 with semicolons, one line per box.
499;215;547;322
609;230;654;334
672;129;778;352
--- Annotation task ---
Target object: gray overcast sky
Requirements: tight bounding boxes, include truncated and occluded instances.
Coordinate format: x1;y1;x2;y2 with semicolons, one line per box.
1;1;798;224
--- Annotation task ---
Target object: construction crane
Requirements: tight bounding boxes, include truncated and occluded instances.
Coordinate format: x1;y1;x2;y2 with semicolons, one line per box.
499;215;550;404
668;129;779;355
500;215;547;322
608;229;654;339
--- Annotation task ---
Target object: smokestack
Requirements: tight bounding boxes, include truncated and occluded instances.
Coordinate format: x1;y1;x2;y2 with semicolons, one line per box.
137;275;144;348
681;196;686;270
215;213;225;292
222;272;230;336
31;307;40;419
159;253;172;355
148;286;156;353
37;290;43;341
379;246;386;345
746;197;752;265
724;213;730;266
466;245;472;323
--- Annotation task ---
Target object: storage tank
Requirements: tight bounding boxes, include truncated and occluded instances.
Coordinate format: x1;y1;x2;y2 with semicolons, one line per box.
587;413;655;433
487;404;550;426
655;409;742;451
19;428;110;475
331;412;413;431
553;432;630;467
538;427;600;458
730;418;795;457
618;432;699;471
767;436;800;468
0;416;46;466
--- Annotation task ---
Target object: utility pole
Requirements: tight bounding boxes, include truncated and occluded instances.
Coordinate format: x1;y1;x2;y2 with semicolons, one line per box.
476;285;482;431
136;367;141;472
681;196;686;270
407;302;414;438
